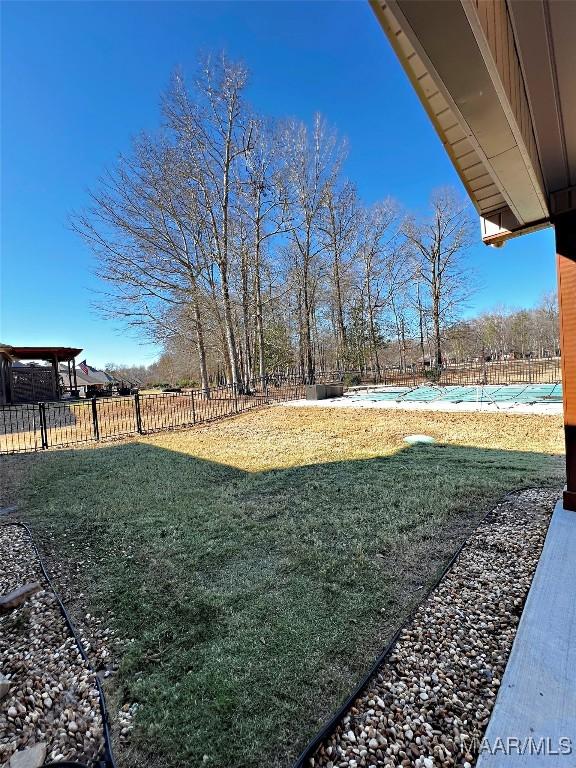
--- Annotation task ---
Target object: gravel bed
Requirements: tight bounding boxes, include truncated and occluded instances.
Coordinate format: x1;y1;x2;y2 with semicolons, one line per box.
24;530;137;749
309;488;558;768
0;524;105;766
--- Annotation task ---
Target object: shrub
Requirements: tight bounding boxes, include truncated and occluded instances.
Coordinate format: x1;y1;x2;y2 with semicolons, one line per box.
423;366;442;383
343;373;362;387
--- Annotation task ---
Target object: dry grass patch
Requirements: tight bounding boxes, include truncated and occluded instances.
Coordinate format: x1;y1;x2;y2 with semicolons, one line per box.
140;406;564;469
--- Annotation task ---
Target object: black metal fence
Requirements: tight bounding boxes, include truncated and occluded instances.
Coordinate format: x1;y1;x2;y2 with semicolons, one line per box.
0;359;562;455
0;376;305;455
314;356;562;387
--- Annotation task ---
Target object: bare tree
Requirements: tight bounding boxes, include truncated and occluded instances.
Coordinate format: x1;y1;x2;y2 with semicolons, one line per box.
284;115;344;381
73;49;488;384
320;181;358;368
356;200;404;377
237;119;290;380
164;55;254;388
402;189;476;367
71;133;213;391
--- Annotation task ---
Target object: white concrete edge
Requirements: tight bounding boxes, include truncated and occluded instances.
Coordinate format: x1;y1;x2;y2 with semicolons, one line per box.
280;398;562;416
476;499;576;765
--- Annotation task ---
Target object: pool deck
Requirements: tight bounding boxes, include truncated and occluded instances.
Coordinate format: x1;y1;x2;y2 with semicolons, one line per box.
477;499;576;765
284;397;563;416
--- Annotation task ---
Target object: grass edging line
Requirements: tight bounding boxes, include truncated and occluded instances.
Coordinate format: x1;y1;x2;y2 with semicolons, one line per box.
1;521;118;768
291;487;548;768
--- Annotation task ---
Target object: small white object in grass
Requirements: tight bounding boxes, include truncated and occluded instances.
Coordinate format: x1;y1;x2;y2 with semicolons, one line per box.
403;434;436;444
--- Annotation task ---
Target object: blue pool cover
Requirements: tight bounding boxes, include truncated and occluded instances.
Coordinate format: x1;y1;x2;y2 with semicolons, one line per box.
347;383;563;404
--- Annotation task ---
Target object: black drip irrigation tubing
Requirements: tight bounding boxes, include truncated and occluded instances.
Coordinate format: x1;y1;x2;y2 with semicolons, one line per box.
291;494;519;768
1;521;118;768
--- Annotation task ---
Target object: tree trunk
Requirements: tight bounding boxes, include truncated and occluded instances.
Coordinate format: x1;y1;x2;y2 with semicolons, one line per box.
416;283;426;365
400;316;407;372
219;264;241;387
220;105;241;388
302;273;314;383
254;226;266;381
241;247;253;390
432;296;442;367
431;254;442;366
193;297;209;395
332;250;347;369
297;288;306;380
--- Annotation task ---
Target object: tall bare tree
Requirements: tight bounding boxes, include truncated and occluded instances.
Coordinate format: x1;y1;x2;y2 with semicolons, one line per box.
237;119;290;380
71;134;213;391
320;181;358;368
356;200;404;376
402;189;475;367
164;55;254;387
284;115;344;381
74;50;489;384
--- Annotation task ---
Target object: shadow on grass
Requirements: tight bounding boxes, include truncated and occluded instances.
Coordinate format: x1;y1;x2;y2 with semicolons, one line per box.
16;440;563;768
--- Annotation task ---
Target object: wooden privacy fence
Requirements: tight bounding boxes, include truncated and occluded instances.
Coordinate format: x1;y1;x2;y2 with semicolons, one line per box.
10;367;58;403
0;378;305;454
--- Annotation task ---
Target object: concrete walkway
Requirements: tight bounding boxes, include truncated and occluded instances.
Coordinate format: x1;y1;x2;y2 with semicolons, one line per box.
477;499;576;766
283;397;563;416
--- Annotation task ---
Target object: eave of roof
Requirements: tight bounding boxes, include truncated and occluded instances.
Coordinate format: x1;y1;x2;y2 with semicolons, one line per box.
371;0;565;245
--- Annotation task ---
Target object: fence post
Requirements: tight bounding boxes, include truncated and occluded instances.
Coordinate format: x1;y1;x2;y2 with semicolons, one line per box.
38;402;48;450
233;383;239;413
134;392;143;434
91;398;100;441
528;355;533;384
190;389;196;424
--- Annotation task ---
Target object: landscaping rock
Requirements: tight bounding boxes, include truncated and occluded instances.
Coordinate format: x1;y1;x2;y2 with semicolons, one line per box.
0;525;104;766
310;488;558;768
9;742;46;768
0;672;10;699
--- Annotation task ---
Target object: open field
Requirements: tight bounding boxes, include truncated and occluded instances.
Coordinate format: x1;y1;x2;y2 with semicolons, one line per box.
1;406;565;768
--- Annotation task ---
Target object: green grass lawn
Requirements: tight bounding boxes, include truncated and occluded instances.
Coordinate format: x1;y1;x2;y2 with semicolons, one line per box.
9;407;564;768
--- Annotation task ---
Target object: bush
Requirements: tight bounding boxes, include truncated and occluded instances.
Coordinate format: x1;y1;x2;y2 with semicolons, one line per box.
423;366;442;383
343;373;362;387
177;378;198;389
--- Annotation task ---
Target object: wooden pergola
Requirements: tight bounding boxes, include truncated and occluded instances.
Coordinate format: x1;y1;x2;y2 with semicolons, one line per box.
372;0;576;511
0;345;82;404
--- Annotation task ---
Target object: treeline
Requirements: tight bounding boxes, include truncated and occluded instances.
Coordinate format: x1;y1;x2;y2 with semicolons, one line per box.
106;297;559;388
76;53;552;391
444;295;559;363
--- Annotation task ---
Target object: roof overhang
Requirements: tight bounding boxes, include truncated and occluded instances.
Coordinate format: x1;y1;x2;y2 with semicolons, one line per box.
371;0;576;245
0;345;83;363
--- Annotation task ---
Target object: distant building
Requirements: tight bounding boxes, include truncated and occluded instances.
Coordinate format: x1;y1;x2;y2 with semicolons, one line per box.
58;364;140;398
58;363;112;398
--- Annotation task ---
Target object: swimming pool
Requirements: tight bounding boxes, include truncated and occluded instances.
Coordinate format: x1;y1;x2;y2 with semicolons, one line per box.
346;383;563;405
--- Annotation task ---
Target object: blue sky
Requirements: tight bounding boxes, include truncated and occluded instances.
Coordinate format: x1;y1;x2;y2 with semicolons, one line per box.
2;1;557;368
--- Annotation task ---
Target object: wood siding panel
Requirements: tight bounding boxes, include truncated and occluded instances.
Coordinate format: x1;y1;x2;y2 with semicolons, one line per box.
463;163;490;182
555;211;576;509
373;0;539;225
475;0;543;188
467;170;493;187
